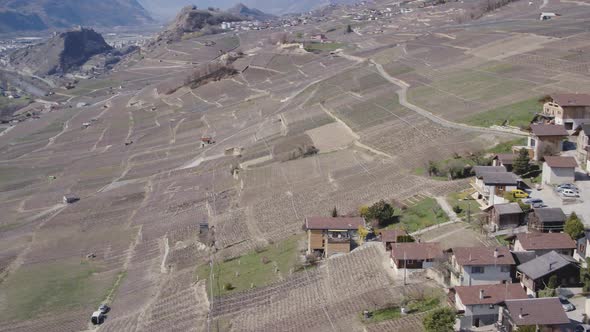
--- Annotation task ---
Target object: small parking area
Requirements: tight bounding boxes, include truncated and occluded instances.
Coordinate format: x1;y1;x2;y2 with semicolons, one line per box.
527;171;590;226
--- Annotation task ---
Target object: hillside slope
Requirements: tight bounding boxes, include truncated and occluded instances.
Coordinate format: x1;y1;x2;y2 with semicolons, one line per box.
0;0;153;32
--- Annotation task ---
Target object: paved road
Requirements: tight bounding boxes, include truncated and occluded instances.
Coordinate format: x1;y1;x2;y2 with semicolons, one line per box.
369;60;528;137
435;196;461;223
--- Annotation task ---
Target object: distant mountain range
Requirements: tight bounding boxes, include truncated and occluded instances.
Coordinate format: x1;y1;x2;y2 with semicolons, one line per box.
0;0;153;33
138;0;336;19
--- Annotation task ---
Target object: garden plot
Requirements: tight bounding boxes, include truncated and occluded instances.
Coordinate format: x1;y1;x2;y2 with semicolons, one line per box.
306;121;357;152
221;244;423;332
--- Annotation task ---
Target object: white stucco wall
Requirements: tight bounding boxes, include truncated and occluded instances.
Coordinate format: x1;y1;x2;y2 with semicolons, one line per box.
460;265;512;286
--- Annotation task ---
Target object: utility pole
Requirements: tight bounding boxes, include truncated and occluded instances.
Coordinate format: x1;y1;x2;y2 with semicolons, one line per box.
467;200;471;224
403;251;407;286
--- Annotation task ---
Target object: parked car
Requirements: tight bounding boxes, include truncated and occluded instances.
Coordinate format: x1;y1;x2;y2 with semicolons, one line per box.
575;324;590;332
91;311;105;325
99;304;110;314
511;189;529;198
556;184;579;193
559;296;576;312
523;198;543;205
562;189;580;198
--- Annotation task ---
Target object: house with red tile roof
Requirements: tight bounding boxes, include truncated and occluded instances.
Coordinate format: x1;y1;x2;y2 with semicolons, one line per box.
513;232;576;257
528;124;568;161
389;242;442;273
454;283;527;329
450;247;515;286
305;216;365;257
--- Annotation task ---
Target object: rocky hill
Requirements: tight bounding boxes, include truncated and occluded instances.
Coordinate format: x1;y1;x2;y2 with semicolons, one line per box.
227;3;275;21
0;0;153;33
9;28;115;76
153;6;242;44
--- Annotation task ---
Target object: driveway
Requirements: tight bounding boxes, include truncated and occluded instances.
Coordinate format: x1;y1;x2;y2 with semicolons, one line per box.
565;295;587;325
526;157;590;225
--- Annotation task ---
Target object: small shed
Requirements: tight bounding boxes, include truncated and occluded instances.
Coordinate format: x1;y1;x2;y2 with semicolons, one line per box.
489;203;523;231
528;208;566;233
380;229;409;250
492;154;516;172
542;156;577;185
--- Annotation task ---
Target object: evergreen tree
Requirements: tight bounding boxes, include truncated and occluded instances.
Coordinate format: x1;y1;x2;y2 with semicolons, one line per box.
513;148;531;175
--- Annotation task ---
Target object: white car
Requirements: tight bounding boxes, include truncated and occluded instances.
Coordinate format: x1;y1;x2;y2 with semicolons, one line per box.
91;311;104;325
562;189;580;198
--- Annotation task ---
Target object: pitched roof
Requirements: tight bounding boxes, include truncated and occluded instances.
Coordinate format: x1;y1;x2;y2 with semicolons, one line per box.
305;217;365;230
544;156;578;168
517;251;578;279
453;246;515;266
551;93;590;107
473;166;506;178
494;203;523;215
530;124;569;137
512;251;537;265
515;232;576;251
504;298;570;326
391;242;442;261
482;172;518;185
533;208;566;223
455;283;527;306
381;229;408;242
494;153;516;165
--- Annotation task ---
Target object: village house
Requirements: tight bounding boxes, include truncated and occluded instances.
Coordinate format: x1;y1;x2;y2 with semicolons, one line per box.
450;247;515;287
575;124;590;167
512;232;576;257
63;194;79;204
492;153;516;172
574;230;590;263
528;124;568;161
389;242;442;273
454;283;527;329
305;216;365;257
380;229;408;251
499;298;571;332
472;166;519;207
542;156;577;185
310;33;328;42
543;93;590;131
517;251;580;296
528;208;567;233
488;203;524;231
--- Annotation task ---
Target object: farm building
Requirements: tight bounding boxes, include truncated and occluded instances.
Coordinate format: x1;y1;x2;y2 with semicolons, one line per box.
516;251;580;296
528;208;566;233
499;298;571;332
542;156;577;185
304;216;364;257
543;93;590;131
488;203;523;231
512;232;576;257
389;242;442;273
380;229;409;250
454;283;527;329
449;247;515;287
528;124;568;161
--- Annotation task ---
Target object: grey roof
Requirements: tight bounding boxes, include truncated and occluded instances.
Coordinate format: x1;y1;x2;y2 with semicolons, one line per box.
473;166;506;178
482;172;518;185
517;251;578;280
494;203;523;215
512;251;537;265
534;208;566;223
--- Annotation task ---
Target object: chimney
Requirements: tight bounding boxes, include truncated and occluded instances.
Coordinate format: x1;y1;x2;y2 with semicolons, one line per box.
493;248;499;258
518;308;524;319
479;289;484;300
549;262;554;271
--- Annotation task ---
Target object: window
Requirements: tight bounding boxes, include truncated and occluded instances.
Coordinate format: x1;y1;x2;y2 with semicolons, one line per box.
501;265;511;273
471;266;484;274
